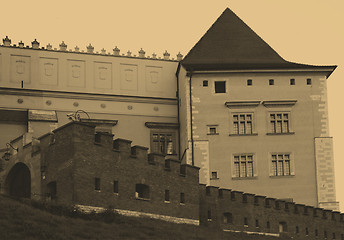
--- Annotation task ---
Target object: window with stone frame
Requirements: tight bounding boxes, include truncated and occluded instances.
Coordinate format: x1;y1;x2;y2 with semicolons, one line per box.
233;154;254;178
269;113;290;134
271;153;291;176
232;113;253;135
151;131;176;155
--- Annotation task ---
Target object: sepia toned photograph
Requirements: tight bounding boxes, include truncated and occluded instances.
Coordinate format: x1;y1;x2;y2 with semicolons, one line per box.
0;1;343;239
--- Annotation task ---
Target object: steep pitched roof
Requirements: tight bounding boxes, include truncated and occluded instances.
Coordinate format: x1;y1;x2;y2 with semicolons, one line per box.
181;8;336;76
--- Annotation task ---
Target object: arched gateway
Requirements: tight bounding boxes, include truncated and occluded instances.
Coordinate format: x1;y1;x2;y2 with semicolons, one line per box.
5;162;31;198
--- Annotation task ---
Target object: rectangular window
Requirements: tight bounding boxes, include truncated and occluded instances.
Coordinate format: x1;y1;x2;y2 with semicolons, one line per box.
165;190;170;202
269;79;274;85
95;178;100;191
113;181;118;193
290;79;295;85
271;154;291;176
203;80;208;87
207;125;218;135
233;114;253;135
151;132;176;155
180;192;185;204
247;79;252;86
269;113;290;134
307;78;312;85
211;171;218;179
215;81;226;93
233;154;254;178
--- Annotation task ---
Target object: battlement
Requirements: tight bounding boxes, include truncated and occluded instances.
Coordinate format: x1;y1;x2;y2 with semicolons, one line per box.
1;36;183;61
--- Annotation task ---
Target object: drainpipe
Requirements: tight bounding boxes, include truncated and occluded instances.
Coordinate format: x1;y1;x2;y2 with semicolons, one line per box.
176;63;181;160
189;72;194;165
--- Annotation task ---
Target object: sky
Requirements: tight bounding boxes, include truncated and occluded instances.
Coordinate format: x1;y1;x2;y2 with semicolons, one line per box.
2;0;344;210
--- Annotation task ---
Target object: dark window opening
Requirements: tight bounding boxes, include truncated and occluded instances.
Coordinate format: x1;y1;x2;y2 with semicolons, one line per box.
211;171;218;179
47;181;57;200
113;181;118;193
266;221;270;229
203;80;208;87
290;79;295;85
180;192;185;203
269;79;274;85
165;190;170;201
244;217;248;226
307;78;312;85
95;178;100;191
209;127;217;134
333;233;336;239
265;199;270;207
215;81;226;93
295;226;299;233
255;219;259;228
275;201;280;209
285;203;289;211
207;210;212;221
95;132;101;143
324;230;328;239
306;227;309;236
135;184;150;199
247;79;252;86
341;233;344;240
223;212;232;224
315;229;318;237
180;165;186;176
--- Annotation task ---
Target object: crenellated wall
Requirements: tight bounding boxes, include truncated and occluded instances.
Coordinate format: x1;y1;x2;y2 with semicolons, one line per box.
200;185;344;239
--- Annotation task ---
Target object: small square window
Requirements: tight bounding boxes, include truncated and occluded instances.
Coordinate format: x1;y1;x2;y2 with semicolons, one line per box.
269;79;274;85
215;81;226;93
203;80;208;87
290;79;295;85
247;79;252;86
307;78;312;85
211;171;218;179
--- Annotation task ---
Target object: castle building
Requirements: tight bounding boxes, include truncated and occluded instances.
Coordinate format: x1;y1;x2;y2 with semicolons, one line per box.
0;8;339;210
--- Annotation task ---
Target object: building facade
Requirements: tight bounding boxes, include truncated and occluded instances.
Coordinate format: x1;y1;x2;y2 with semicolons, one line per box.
0;7;339;210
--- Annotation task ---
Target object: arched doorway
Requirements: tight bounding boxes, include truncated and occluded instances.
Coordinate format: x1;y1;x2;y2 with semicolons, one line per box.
5;162;31;198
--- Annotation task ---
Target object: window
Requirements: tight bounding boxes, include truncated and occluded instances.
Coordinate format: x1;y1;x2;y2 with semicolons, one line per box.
269;79;274;85
269;113;290;133
233;154;254;178
223;212;232;224
47;181;57;200
279;222;288;233
207;125;218;135
255;219;259;228
315;229;318;237
113;181;118;193
165;190;170;202
211;171;218;179
95;178;100;191
266;221;270;229
247;79;252;86
215;81;226;93
271;154;291;176
296;226;299;233
180;192;185;204
135;184;150;199
306;227;309;236
333;233;336;239
290;78;295;85
324;230;328;239
307;78;312;85
207;210;212;221
233;114;253;135
244;217;248;226
151;132;176;155
203;80;208;87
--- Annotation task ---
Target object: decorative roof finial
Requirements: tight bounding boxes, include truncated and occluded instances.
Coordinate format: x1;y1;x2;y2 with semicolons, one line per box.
177;52;183;61
152;53;157;59
101;48;106;54
113;46;120;56
74;46;80;52
127;50;132;57
18;41;24;48
59;41;67;51
163;50;170;60
46;43;52;50
86;44;94;53
3;36;11;46
31;39;40;49
138;48;145;58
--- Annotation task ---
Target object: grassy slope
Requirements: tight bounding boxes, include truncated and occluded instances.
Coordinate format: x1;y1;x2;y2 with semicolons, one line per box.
0;195;291;240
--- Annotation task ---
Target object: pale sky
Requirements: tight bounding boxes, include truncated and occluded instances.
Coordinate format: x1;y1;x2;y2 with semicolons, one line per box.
2;0;344;210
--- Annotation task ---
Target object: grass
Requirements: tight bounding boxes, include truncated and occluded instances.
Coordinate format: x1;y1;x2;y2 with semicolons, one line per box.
0;195;291;240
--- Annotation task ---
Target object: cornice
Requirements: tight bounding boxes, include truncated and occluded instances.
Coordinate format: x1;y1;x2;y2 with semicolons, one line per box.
262;100;297;107
225;101;260;108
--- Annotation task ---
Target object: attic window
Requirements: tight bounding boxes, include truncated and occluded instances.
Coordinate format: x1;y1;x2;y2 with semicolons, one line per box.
215;81;226;93
247;79;252;86
290;79;295;85
269;79;274;85
203;80;208;87
307;78;312;85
